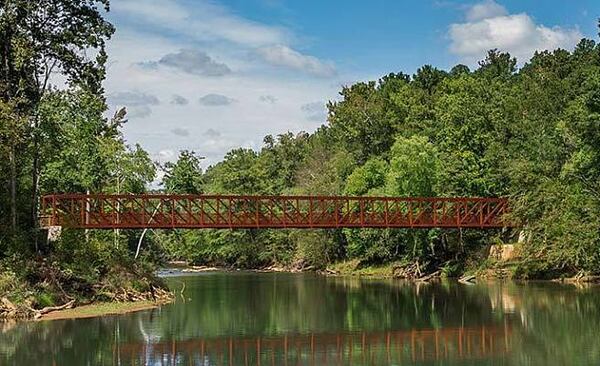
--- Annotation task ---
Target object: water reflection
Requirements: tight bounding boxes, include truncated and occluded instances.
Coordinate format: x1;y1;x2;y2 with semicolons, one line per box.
2;272;600;365
119;326;512;365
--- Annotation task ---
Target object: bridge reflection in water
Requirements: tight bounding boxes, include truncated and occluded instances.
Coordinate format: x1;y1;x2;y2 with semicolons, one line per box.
118;325;511;365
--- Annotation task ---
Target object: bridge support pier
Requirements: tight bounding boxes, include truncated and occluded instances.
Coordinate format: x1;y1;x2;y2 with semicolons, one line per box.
46;226;62;242
488;244;518;262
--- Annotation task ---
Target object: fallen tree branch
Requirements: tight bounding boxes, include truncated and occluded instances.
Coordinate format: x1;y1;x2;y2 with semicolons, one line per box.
34;299;75;319
416;270;441;282
458;275;476;285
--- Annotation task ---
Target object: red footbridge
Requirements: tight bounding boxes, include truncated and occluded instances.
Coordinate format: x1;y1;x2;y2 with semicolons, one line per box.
40;194;511;230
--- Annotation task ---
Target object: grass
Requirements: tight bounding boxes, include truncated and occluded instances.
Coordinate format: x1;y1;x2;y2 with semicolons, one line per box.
38;300;170;321
327;259;397;278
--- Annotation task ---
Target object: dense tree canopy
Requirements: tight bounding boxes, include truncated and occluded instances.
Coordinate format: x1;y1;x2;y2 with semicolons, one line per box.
159;42;600;278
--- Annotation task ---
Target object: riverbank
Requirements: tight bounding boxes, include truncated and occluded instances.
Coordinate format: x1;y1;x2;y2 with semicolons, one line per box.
12;261;599;323
1;286;174;321
0;255;174;321
37;299;171;321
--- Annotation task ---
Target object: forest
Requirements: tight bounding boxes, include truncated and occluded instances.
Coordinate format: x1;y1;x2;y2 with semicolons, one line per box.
1;1;599;316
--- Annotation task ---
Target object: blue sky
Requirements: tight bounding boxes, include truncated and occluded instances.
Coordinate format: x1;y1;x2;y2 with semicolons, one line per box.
102;0;599;169
209;0;597;74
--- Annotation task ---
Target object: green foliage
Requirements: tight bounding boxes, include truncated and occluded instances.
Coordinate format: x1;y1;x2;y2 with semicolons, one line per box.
0;0;115;239
344;158;387;196
206;148;266;194
0;0;165;310
385;136;439;197
158;37;600;276
291;230;337;269
162;150;204;194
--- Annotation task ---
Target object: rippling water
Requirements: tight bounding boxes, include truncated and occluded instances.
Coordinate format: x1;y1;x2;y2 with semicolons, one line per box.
1;271;600;365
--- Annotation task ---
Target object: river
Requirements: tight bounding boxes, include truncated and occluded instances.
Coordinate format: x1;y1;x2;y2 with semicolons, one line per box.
1;271;599;365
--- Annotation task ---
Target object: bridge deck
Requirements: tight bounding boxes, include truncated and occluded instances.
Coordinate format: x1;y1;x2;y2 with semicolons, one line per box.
40;194;510;229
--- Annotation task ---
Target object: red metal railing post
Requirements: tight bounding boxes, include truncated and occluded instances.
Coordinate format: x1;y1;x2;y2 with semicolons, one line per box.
171;198;175;227
309;197;314;228
141;197;146;226
228;197;232;229
200;197;205;226
479;201;484;228
52;195;57;226
334;198;339;228
384;199;389;226
255;199;260;228
359;199;365;226
282;198;287;228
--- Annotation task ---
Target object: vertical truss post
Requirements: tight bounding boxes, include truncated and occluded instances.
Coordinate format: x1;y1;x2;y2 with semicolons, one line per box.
309;197;314;228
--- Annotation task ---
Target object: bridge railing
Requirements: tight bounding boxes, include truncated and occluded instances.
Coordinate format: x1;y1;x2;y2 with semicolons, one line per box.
40;194;510;229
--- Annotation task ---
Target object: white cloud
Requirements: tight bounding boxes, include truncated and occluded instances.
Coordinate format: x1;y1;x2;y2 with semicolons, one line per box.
143;49;231;76
104;2;341;168
107;91;160;119
465;0;507;21
259;95;277;104
170;94;189;105
256;45;336;77
449;1;582;64
301;101;327;122
112;0;290;46
198;93;236;106
171;128;190;137
108;91;160;106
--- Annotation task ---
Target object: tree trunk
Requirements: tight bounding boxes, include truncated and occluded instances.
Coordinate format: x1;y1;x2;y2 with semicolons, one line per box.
85;189;90;243
9;145;17;233
31;136;40;251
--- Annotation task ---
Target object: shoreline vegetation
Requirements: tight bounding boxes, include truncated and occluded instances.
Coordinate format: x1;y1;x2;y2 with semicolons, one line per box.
1;3;599;321
5;258;600;323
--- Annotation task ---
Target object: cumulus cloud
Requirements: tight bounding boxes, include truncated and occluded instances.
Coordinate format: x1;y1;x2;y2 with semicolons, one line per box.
144;49;231;76
449;0;582;64
107;91;160;119
256;45;336;77
301;101;327;122
259;95;277;104
171;128;190;137
465;0;507;21
198;94;235;106
171;94;189;105
108;91;160;106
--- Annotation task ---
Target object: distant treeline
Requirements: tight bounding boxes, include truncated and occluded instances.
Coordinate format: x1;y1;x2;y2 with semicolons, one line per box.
160;39;600;278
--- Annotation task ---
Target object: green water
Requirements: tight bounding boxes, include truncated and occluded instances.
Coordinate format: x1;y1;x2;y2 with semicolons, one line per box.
1;272;600;365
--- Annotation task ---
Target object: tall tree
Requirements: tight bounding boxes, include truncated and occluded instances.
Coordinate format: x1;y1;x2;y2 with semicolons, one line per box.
162;151;204;194
0;0;114;237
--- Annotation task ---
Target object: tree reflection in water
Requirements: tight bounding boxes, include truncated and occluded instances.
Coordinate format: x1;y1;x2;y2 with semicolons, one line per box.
1;272;600;365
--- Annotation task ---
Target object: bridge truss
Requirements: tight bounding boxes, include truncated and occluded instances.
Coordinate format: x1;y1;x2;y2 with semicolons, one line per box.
40;194;510;230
